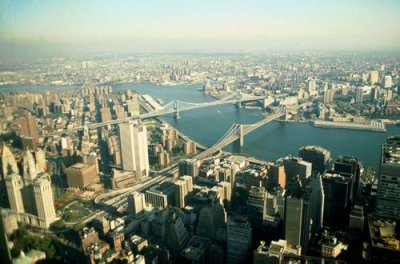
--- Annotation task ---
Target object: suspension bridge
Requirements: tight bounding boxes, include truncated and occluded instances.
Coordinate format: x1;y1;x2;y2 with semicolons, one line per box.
60;93;268;132
193;106;286;159
193;102;310;160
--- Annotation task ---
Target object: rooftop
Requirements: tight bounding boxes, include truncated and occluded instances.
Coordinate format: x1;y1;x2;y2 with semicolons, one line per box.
369;216;400;252
300;145;331;155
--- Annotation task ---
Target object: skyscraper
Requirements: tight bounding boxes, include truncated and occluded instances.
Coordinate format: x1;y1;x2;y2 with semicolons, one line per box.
299;145;331;173
334;156;361;204
355;87;363;103
5;173;25;213
282;156;312;186
227;216;252;264
369;70;379;84
0;144;19;179
33;176;56;228
119;120;149;181
284;193;303;250
174;180;188;208
284;174;324;254
0;144;19;207
196;202;226;240
308;77;318;97
165;213;189;252
34;148;46;174
268;163;286;189
18;113;40;150
127;191;145;217
22;149;38;182
322;171;353;227
376;136;400;219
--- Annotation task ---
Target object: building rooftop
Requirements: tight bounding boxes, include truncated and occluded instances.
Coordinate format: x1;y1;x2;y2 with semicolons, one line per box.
300;145;331;155
369;216;400;252
323;171;352;184
181;235;211;261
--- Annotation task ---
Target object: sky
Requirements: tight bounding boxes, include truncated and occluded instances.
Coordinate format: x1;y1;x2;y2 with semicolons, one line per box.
1;0;400;58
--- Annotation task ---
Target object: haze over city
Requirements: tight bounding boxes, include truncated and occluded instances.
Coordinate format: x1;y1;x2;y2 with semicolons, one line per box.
1;0;400;60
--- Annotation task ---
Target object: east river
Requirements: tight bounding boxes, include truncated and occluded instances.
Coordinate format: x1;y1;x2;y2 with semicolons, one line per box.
2;82;400;170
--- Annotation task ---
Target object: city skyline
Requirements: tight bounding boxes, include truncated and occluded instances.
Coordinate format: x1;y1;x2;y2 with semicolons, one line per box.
1;0;400;60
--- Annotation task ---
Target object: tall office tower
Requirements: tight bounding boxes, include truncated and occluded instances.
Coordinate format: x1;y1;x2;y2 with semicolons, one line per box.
284;175;323;254
119;120;149;180
268;164;286;189
1;145;19;207
370;87;379;102
1;144;19;179
308;77;318;97
322;171;352;227
35;148;46;173
247;186;266;226
323;89;334;104
355;87;363;103
376;136;400;219
227;216;252;264
174;180;188;208
5;173;25;212
100;107;112;122
18;113;40;150
196;202;226;240
127;191;145;217
22;149;38;182
165;213;189;252
282;156;312;186
384;75;393;88
369;70;379;84
33;176;56;228
334;156;361;204
299;145;331;173
284;192;303;250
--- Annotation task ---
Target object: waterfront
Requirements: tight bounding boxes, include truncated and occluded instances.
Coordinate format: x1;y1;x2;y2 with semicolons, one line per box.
2;82;400;169
122;83;400;170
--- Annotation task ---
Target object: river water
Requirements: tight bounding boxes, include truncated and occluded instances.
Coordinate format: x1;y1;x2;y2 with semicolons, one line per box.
2;82;400;169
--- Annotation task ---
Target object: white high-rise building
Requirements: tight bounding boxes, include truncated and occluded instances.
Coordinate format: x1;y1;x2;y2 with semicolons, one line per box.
369;71;379;84
1;144;19;178
22;149;38;182
33;176;56;228
35;148;46;174
384;76;393;88
127;191;145;217
119;121;149;181
308;78;318;97
5;173;25;213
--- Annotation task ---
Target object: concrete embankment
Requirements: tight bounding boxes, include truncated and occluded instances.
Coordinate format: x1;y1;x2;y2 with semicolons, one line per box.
312;120;386;132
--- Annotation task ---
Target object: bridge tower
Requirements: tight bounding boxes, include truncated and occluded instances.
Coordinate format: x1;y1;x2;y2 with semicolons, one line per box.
236;91;242;109
283;104;290;121
239;124;244;147
174;100;180;120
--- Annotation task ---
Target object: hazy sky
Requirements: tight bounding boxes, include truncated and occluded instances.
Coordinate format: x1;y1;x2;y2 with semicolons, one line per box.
1;0;400;57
